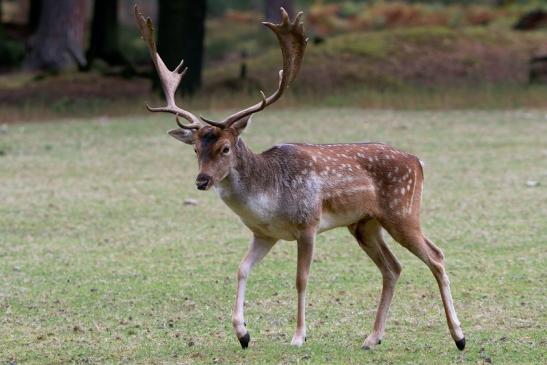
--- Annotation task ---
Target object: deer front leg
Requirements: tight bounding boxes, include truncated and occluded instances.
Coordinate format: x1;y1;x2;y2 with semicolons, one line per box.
233;235;277;349
291;229;315;346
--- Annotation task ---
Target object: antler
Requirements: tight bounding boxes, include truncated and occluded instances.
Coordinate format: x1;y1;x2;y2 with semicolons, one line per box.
134;5;201;130
200;7;308;129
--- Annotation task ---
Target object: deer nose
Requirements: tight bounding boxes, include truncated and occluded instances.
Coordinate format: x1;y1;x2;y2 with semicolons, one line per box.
196;173;212;190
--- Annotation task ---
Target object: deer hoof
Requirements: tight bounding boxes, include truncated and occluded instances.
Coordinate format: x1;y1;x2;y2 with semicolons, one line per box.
362;334;382;350
238;332;250;349
455;337;466;351
362;342;381;350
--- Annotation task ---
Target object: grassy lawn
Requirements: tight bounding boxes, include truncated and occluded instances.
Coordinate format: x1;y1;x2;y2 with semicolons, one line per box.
1;109;546;364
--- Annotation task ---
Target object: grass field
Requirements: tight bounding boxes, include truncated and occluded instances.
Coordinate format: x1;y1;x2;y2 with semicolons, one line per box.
1;109;546;364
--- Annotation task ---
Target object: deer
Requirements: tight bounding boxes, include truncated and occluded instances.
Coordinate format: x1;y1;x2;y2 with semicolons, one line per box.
134;5;466;351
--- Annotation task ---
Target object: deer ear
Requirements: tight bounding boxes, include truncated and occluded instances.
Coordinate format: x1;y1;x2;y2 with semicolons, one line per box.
168;128;196;145
231;115;253;135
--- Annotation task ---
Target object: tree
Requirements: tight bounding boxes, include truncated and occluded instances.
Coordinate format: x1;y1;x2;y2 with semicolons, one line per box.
87;0;125;67
28;0;42;33
23;0;87;72
264;0;294;23
157;0;206;95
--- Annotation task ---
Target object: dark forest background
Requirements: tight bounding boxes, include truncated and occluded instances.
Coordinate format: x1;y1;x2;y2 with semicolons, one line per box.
0;0;545;122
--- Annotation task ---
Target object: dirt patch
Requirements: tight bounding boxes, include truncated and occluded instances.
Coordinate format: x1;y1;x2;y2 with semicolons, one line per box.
0;72;150;104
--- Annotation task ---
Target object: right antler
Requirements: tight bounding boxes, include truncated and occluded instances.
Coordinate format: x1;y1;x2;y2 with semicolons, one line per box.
134;5;201;129
200;7;308;129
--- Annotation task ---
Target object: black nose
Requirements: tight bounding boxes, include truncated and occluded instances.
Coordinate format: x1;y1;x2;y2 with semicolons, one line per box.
196;173;212;190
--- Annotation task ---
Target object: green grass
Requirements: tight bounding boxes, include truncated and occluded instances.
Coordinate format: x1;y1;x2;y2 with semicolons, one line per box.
1;109;546;364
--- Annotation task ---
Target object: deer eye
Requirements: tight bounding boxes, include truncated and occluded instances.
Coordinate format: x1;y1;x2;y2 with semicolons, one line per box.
222;146;230;155
194;147;198;154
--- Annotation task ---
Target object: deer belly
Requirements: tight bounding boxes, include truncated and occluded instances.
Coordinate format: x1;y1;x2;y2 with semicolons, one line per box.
318;211;364;232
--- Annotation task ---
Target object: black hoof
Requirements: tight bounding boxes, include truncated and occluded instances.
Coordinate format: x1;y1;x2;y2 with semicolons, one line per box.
238;332;250;349
378;340;382;345
455;337;466;351
362;345;371;351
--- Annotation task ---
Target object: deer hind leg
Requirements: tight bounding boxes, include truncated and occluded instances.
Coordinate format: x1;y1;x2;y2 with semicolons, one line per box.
349;219;402;350
383;222;466;350
233;235;277;349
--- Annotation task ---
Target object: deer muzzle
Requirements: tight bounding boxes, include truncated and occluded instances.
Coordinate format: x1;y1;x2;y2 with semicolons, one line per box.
196;173;213;191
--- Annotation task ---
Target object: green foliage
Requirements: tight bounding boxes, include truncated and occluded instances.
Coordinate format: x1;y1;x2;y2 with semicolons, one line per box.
208;0;255;17
0;26;24;67
0;41;24;66
1;110;546;363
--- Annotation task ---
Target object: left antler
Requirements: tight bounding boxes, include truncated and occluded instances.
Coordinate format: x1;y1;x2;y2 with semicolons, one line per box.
134;5;201;130
201;7;308;129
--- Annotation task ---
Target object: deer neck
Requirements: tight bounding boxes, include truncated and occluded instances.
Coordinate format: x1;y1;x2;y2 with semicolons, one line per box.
215;138;266;200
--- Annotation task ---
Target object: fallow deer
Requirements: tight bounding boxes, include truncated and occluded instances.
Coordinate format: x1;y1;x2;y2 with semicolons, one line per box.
134;5;466;351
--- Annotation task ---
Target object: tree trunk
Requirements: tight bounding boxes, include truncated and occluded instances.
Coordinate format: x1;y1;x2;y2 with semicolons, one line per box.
157;0;206;95
88;0;123;67
28;0;42;33
23;0;87;72
264;0;294;23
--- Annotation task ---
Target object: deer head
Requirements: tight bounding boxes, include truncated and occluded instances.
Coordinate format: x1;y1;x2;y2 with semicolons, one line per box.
134;5;308;190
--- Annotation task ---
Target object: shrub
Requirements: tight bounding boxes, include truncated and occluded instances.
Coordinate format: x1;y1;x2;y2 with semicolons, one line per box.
305;1;525;36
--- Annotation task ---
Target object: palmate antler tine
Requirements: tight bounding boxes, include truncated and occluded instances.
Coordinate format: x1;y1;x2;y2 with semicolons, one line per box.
134;5;201;130
200;7;308;129
263;9;307;86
